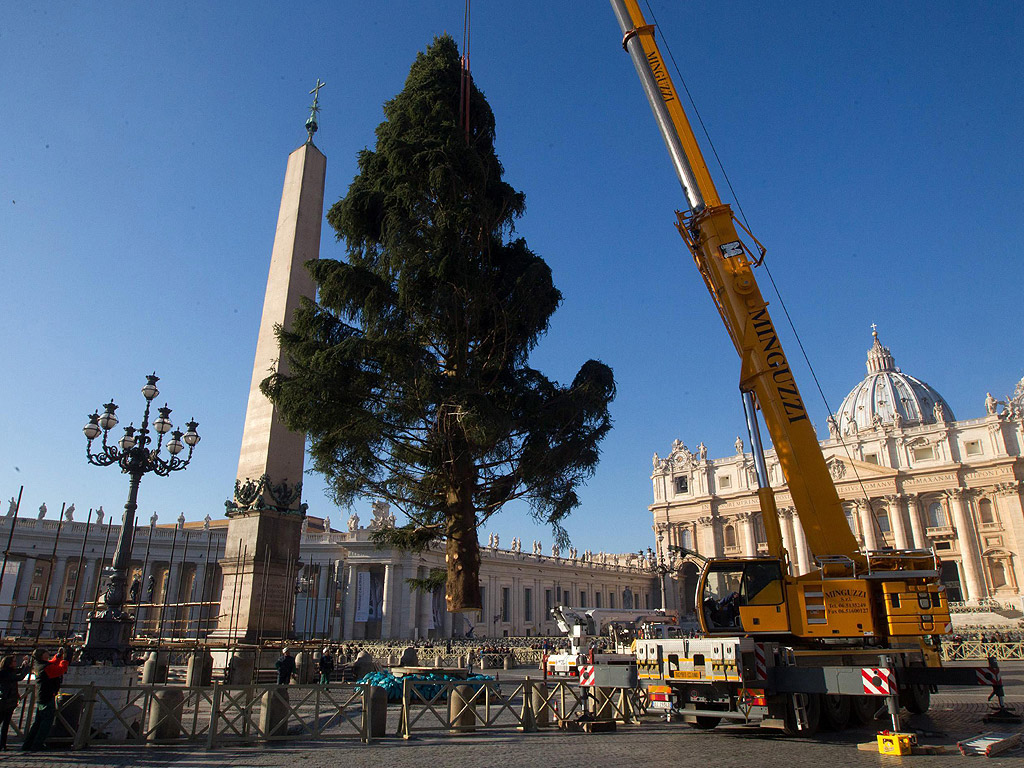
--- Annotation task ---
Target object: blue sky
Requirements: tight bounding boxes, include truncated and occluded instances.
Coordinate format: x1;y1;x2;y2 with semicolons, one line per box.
2;1;1021;555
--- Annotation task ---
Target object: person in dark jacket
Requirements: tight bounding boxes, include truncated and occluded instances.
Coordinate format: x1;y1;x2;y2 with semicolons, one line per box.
275;647;296;685
0;655;29;750
318;648;334;686
21;647;68;751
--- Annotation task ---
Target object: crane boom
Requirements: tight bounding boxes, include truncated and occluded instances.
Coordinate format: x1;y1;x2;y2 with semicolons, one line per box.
610;0;860;562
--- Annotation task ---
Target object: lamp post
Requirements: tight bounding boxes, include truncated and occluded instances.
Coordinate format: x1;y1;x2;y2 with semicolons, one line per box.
640;527;680;611
81;373;199;662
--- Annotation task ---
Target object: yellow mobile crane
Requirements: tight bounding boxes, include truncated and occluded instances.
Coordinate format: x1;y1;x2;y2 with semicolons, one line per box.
607;0;998;733
610;0;948;645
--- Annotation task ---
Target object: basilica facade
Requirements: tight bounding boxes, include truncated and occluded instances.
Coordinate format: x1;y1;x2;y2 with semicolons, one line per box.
651;330;1024;614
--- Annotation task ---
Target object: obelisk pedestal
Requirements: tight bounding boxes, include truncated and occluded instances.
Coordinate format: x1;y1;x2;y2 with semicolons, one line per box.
214;136;326;643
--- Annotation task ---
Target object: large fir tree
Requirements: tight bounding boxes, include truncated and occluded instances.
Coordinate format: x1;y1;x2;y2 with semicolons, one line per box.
263;35;615;612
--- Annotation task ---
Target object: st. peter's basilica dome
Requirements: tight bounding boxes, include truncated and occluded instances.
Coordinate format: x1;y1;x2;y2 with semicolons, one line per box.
834;328;954;435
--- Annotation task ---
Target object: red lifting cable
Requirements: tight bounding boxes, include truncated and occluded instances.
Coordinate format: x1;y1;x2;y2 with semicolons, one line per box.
459;0;471;143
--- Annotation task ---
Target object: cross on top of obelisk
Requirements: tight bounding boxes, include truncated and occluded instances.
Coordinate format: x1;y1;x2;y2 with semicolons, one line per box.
305;78;326;141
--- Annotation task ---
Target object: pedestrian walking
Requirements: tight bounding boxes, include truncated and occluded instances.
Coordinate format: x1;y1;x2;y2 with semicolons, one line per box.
0;655;30;750
21;647;68;752
318;648;334;686
275;647;296;685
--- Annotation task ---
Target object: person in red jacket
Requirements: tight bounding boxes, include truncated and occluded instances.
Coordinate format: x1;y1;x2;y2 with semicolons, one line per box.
21;647;68;751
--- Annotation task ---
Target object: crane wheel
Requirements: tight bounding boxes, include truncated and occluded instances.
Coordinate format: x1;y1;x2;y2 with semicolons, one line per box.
689;715;721;730
683;704;721;730
849;695;882;725
820;694;851;731
782;693;820;736
899;684;930;715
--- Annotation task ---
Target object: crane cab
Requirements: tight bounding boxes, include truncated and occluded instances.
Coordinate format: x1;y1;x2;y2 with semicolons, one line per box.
697;557;792;636
697;555;881;639
696;553;951;642
696;556;878;639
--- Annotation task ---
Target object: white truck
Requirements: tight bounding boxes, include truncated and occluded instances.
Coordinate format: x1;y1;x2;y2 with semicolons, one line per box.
545;605;678;678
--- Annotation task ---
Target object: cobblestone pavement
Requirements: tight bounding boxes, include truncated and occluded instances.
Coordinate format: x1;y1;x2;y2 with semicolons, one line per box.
1;700;1021;768
1;663;1019;768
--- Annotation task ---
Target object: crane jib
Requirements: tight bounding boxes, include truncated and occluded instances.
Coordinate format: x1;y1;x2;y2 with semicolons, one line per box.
750;307;808;424
645;51;676;103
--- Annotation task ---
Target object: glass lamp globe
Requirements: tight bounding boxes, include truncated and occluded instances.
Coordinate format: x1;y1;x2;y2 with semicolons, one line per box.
83;413;102;441
166;430;185;456
119;426;136;451
182;420;200;446
98;402;119;430
141;374;160;401
153;406;173;434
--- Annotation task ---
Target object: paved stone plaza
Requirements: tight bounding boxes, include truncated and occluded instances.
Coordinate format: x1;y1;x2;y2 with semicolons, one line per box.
0;706;1020;768
2;665;1020;768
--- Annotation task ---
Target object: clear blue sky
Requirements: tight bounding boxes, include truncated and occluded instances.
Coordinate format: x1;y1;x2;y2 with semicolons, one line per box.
2;1;1021;555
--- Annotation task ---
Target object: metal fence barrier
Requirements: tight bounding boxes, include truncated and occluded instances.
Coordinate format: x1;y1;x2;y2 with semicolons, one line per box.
939;640;1024;661
396;677;642;738
9;682;371;749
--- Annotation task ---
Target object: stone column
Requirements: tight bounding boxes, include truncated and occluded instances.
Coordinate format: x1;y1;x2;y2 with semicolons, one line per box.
12;557;36;629
993;483;1024;590
165;560;183;635
885;494;910;550
778;509;798;574
739;512;757;557
948;489;985;601
487;574;497;637
905;494;926;549
792;516;812;574
391;562;406;638
381;564;393;639
44;556;68;636
188;560;207;637
315;563;330;637
698;517;718;558
343;565;357;640
408;566;423;640
512;573;520;634
857;501;878;552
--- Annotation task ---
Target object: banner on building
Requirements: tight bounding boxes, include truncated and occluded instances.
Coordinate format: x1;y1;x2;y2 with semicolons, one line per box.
354;570;370;622
429;586;444;630
367;572;384;622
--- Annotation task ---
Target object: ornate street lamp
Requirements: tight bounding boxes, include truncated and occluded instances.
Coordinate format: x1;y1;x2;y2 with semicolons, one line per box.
82;373;199;662
639;527;681;611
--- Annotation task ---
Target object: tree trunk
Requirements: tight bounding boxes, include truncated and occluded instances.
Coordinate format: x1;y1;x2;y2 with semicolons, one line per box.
445;452;482;612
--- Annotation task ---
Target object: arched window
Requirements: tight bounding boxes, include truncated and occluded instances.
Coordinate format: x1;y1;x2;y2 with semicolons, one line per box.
843;506;857;534
927;501;946;528
680;528;693;551
983;557;1007;593
724;524;737;548
979;498;996;525
874;506;891;534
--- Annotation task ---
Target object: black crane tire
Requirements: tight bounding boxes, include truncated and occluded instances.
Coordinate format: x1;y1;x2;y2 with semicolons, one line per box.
820;694;851;730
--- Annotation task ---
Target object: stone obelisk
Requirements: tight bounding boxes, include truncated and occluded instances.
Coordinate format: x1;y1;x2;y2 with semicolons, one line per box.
215;82;327;643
